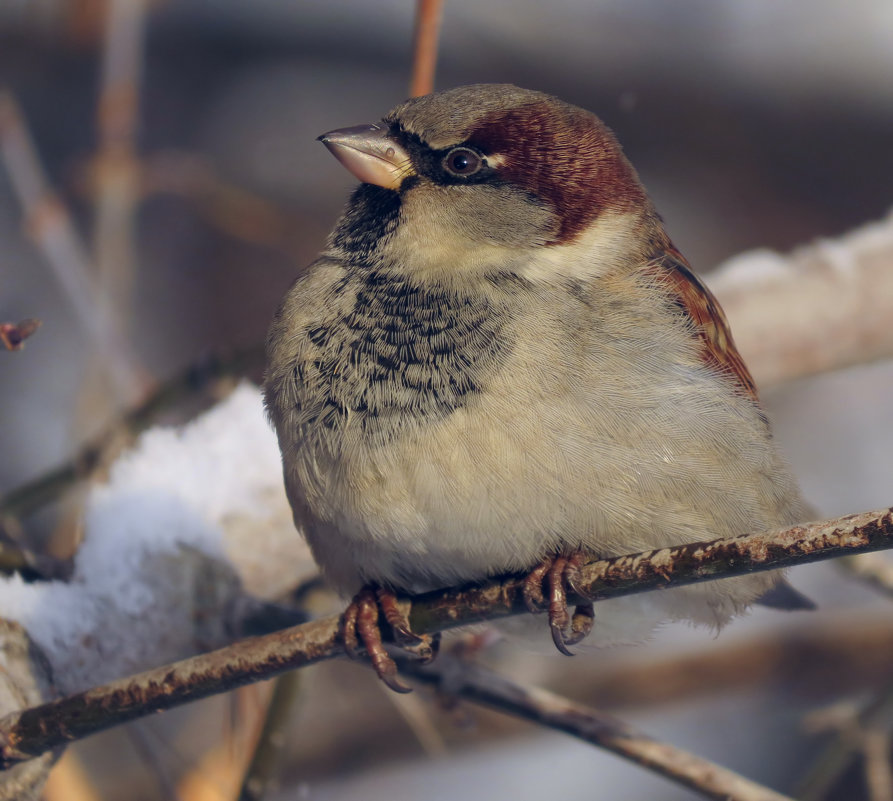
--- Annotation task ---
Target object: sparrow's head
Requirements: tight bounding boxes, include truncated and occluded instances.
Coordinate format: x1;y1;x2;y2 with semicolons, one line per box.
320;84;662;281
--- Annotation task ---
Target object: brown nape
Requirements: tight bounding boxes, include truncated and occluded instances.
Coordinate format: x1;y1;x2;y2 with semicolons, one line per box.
467;101;648;245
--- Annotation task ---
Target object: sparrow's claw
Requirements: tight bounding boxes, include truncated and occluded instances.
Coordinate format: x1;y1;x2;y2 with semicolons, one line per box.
341;591;362;659
340;585;439;692
564;602;595;647
522;559;552;612
525;551;595;655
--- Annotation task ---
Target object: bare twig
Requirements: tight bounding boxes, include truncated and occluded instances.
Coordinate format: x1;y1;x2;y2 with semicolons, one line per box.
409;0;444;97
236;673;303;801
404;660;795;801
0;90;144;404
0;319;40;351
709;211;893;387
91;0;146;339
1;507;891;770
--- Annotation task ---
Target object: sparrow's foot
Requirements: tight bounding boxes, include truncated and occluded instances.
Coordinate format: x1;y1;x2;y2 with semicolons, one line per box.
522;552;595;655
341;585;440;693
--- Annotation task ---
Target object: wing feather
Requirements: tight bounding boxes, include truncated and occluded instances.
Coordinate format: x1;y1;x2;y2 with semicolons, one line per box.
648;246;759;403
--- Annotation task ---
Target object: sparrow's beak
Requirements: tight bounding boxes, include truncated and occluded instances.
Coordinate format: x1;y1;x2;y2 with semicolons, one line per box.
318;124;414;190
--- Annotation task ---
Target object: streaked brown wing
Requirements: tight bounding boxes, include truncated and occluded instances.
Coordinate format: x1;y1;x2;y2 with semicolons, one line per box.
649;246;759;403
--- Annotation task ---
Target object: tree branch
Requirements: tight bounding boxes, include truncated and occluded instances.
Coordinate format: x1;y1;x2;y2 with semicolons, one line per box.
404;660;795;801
1;507;891;770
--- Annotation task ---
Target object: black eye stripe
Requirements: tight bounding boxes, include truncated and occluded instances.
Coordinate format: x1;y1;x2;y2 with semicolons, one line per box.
387;128;492;185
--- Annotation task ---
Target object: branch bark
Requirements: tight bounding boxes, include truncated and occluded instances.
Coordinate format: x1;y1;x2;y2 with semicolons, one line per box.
1;507;891;770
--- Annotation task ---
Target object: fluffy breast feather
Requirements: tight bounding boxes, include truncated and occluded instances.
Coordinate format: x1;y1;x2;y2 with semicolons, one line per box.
265;260;807;609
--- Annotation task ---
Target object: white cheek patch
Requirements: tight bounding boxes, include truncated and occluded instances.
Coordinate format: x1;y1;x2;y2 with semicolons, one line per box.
516;211;645;283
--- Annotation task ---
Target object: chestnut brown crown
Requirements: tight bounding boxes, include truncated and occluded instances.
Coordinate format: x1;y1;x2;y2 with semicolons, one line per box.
386;84;650;245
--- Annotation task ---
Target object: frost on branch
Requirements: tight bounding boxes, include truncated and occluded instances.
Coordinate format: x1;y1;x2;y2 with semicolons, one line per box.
0;384;314;694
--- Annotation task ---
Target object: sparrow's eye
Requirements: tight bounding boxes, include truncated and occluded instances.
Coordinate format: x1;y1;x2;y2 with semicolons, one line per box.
443;147;483;177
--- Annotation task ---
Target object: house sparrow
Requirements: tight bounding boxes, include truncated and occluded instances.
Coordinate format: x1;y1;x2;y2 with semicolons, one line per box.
264;84;811;691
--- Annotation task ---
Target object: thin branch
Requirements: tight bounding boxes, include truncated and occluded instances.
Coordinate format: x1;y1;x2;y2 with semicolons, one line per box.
91;0;146;341
403;660;795;801
236;673;303;801
409;0;444;97
1;507;891;770
0;318;40;351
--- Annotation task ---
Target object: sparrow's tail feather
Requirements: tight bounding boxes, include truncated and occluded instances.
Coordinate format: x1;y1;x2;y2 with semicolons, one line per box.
755;579;816;611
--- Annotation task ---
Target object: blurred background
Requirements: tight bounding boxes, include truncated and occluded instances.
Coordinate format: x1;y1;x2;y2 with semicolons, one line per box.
1;1;892;799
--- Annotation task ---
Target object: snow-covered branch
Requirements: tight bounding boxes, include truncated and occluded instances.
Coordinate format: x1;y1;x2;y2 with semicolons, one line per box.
709;211;893;387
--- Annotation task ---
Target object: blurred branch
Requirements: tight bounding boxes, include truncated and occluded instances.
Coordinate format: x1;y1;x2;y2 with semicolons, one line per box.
1;506;892;769
125;724;184;801
0;318;40;351
838;553;893;600
404;660;794;801
864;729;893;801
42;751;103;801
0;345;264;521
236;673;303;801
709;211;893;388
797;680;893;801
409;0;444;97
91;0;146;331
285;618;893;779
386;689;449;757
796;549;893;801
143;151;301;253
0;89;144;404
78;0;150;424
